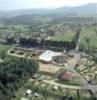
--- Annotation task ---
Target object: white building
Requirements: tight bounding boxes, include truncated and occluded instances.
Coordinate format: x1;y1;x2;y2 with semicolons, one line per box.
39;50;62;63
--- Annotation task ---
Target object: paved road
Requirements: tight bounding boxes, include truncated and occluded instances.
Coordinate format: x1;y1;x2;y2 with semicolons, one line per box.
43;80;82;90
43;79;97;91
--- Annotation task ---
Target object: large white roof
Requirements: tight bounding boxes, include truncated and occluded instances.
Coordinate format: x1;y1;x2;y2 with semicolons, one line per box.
39;50;62;62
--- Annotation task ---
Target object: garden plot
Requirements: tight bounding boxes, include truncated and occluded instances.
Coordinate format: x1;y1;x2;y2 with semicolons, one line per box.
76;57;97;84
8;47;26;57
7;47;40;59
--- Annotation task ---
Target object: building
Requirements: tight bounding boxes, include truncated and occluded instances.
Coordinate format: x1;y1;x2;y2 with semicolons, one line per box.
39;50;62;63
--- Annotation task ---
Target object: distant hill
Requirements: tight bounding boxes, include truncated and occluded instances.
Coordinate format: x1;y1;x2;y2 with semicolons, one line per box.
0;3;96;18
55;3;97;14
0;3;96;25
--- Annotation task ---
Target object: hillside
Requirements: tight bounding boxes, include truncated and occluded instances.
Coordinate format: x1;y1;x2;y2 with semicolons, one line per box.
0;3;96;18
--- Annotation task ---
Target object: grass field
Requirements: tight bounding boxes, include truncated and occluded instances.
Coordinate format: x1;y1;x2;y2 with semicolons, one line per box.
0;44;11;52
52;30;75;41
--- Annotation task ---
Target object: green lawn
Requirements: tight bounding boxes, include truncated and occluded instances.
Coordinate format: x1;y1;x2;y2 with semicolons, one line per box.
51;30;75;41
0;44;11;51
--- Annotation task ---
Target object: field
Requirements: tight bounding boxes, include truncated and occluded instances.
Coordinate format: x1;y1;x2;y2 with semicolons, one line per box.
52;30;75;41
0;44;11;52
39;63;64;75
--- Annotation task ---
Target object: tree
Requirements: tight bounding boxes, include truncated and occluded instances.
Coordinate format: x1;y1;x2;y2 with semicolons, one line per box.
0;56;39;99
0;50;6;59
77;90;80;99
84;37;90;51
95;29;97;36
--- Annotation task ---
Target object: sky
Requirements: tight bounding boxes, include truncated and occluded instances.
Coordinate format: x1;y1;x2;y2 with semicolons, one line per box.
0;0;97;11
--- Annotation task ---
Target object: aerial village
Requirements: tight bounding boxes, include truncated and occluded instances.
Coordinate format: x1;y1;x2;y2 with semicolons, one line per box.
0;27;96;100
0;0;97;99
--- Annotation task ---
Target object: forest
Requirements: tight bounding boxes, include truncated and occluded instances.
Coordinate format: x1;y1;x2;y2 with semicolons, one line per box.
0;53;39;100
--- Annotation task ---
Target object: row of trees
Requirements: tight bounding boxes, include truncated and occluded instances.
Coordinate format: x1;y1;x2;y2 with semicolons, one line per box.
19;38;76;50
73;28;81;46
6;37;16;44
0;56;39;100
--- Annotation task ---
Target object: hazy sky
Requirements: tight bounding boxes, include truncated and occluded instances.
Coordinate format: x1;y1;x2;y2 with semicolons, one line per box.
0;0;97;11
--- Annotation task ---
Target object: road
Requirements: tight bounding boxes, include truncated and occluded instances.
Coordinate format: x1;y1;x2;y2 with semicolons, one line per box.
43;80;81;90
43;80;97;95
